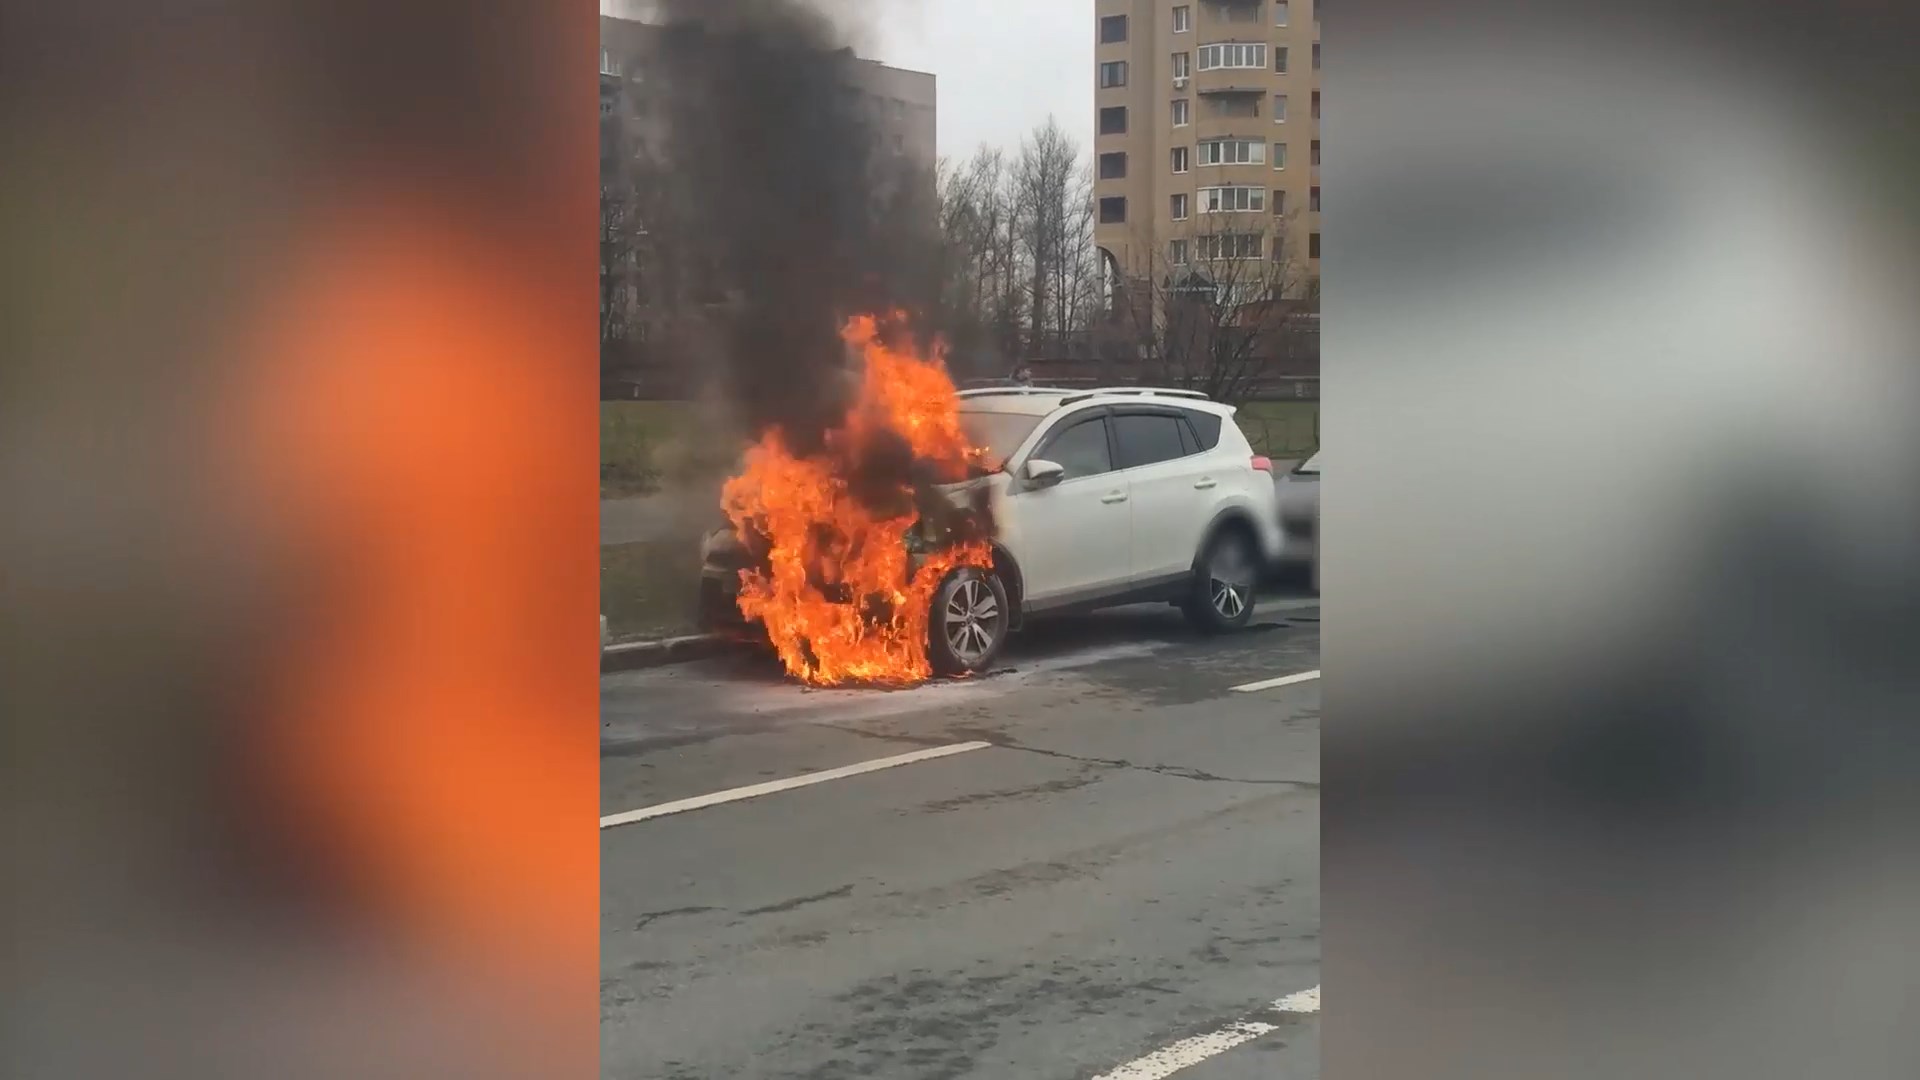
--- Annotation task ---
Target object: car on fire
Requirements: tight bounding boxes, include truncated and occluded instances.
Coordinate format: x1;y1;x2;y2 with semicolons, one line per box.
700;386;1285;676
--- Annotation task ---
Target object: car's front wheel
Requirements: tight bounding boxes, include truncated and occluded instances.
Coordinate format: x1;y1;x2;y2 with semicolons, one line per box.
928;567;1011;677
1185;525;1260;633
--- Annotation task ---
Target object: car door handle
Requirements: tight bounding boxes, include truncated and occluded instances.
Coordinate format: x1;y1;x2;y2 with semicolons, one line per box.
1101;491;1129;504
1194;478;1218;490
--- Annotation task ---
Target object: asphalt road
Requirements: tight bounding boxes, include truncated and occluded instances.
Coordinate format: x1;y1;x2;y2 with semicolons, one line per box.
601;597;1321;1080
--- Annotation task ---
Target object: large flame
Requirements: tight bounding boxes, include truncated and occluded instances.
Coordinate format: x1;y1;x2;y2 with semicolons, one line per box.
720;315;994;686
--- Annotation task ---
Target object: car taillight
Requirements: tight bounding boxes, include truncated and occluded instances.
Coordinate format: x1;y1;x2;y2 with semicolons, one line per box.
1251;456;1273;473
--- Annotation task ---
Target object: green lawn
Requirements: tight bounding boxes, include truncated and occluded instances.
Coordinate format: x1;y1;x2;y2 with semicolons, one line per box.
601;538;705;642
1236;400;1320;460
601;401;742;498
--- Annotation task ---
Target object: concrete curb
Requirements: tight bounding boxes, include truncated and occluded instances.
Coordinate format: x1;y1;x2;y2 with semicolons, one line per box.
601;632;751;674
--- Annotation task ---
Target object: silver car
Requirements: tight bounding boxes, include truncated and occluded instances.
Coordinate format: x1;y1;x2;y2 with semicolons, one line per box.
1274;451;1320;593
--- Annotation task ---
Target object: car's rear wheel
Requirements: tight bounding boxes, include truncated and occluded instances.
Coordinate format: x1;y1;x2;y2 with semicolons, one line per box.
1185;525;1259;633
928;567;1010;677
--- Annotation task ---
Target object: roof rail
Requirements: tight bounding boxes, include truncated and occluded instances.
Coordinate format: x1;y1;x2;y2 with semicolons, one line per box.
956;386;1073;399
1057;387;1212;407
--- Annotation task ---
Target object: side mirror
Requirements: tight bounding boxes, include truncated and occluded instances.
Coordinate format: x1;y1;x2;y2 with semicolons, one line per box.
1024;459;1066;488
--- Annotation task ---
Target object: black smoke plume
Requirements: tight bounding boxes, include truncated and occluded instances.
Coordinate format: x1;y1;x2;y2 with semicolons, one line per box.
651;0;940;460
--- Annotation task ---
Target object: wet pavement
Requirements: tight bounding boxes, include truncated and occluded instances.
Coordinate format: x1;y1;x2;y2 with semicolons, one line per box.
601;596;1320;1079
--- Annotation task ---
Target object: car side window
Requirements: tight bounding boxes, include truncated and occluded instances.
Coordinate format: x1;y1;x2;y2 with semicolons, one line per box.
1182;409;1223;450
1038;416;1113;481
1113;413;1192;470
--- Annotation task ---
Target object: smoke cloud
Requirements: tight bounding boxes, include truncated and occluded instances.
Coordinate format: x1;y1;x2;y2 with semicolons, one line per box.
649;0;940;460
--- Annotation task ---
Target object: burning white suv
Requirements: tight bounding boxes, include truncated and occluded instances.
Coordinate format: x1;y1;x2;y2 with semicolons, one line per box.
701;387;1283;675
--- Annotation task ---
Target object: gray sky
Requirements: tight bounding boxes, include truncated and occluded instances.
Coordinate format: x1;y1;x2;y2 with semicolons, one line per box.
867;1;1092;161
602;0;1092;161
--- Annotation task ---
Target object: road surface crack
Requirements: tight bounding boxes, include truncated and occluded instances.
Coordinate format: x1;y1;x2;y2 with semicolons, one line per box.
984;738;1318;789
740;884;855;916
632;905;719;931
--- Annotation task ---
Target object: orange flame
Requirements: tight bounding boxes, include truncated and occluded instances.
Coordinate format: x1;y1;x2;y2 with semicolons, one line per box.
720;315;994;686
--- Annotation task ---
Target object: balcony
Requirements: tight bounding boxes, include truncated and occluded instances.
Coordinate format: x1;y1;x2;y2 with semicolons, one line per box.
1192;65;1268;96
1199;0;1267;30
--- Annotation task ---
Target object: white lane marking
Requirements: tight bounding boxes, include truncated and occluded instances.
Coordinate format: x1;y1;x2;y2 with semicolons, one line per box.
1231;669;1322;694
1274;984;1321;1013
599;742;993;830
1092;1021;1277;1080
1091;985;1319;1080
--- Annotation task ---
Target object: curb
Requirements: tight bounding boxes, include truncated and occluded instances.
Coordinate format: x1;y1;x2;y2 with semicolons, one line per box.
600;632;748;674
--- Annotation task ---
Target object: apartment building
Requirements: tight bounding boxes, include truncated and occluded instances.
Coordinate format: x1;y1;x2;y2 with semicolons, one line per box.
1093;0;1320;301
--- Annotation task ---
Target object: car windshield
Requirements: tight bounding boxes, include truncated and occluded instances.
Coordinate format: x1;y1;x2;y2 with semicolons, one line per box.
959;410;1045;472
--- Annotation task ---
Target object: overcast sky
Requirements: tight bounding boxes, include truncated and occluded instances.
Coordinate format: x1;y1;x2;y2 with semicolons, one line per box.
864;1;1093;161
602;0;1093;163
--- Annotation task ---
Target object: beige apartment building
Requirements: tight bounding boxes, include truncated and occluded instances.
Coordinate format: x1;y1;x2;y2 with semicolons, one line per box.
1093;0;1320;303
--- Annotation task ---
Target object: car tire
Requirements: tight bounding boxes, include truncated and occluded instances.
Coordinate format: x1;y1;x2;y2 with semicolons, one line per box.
928;566;1011;677
1185;524;1260;634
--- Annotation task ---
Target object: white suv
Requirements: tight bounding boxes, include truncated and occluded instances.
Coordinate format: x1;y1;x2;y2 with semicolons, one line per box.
699;387;1283;675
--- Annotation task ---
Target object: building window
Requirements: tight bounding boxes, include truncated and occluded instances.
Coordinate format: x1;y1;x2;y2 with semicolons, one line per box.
1100;61;1128;88
1100;14;1128;43
1173;5;1192;32
1198;43;1268;71
600;50;623;77
1200;185;1265;213
1310;185;1321;211
1275;46;1289;73
1171;146;1191;173
1198;233;1264;261
1099;152;1128;179
1171;194;1190;221
1273;189;1287;214
1273;93;1288;122
1311;139;1320;165
1100;106;1129;135
1309;232;1321;258
1171;98;1191;126
1313;42;1321;69
1275;1;1290;25
1172;52;1191;79
1169;238;1190;264
1206;93;1261;119
1199;138;1265;166
1099;196;1127;224
1272;142;1288;169
1312;90;1321;119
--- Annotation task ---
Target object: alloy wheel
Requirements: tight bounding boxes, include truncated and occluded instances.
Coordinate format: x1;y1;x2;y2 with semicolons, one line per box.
1208;538;1253;620
943;576;1002;666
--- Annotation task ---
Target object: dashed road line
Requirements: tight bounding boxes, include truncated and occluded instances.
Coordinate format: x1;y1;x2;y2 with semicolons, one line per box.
1091;985;1320;1080
1231;669;1322;694
599;741;993;830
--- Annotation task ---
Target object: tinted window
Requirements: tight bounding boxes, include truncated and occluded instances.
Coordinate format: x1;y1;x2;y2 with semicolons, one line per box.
1182;409;1224;450
1113;414;1191;469
1177;418;1199;456
1039;417;1112;480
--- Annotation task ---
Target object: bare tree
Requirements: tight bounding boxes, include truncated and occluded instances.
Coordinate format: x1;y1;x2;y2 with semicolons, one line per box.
1011;118;1101;358
1109;210;1317;405
935;117;1107;378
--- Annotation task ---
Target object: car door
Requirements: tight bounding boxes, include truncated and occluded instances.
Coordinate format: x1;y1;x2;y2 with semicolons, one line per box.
1111;409;1216;586
999;410;1131;608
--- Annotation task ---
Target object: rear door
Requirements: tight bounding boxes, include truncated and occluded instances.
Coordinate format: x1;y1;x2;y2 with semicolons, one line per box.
1111;409;1216;585
1000;411;1132;607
